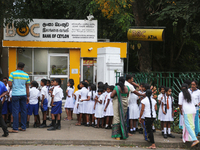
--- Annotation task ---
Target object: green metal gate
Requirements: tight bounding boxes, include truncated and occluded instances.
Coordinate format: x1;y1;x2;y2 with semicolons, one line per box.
116;72;200;132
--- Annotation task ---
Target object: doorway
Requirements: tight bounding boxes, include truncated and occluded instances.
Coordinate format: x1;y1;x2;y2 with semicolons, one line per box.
48;53;69;98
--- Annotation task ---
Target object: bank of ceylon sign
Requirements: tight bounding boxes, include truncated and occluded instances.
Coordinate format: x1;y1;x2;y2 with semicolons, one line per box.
127;29;164;42
4;19;98;42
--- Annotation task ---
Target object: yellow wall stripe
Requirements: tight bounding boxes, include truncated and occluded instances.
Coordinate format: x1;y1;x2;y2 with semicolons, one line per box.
3;41;127;58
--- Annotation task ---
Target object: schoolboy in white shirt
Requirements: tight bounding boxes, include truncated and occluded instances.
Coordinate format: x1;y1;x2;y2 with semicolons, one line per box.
47;78;63;131
27;81;40;128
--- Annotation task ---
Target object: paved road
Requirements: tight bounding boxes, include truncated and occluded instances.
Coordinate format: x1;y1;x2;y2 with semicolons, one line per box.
0;145;186;150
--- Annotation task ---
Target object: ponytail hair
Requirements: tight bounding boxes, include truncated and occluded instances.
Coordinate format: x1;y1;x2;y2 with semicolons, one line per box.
116;77;125;92
181;83;191;103
146;89;153;118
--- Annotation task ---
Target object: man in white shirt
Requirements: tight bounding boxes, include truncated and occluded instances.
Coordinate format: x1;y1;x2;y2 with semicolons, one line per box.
125;75;146;133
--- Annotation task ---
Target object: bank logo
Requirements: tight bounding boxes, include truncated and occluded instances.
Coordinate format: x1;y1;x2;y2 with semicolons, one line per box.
132;30;146;38
16;25;30;37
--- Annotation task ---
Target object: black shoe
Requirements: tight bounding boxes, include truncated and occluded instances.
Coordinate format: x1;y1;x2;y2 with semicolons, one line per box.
136;128;138;131
56;124;61;130
39;124;47;128
162;132;164;136
26;123;29;128
164;134;168;139
49;118;52;121
91;124;95;127
33;123;37;128
47;120;56;131
130;131;134;134
47;123;53;127
85;124;90;127
47;126;56;131
139;128;143;132
168;134;175;138
2;130;9;137
46;116;50;120
105;126;109;129
153;129;156;132
139;130;143;134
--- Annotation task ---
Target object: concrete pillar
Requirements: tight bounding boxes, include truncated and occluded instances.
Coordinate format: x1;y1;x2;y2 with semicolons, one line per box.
97;47;123;85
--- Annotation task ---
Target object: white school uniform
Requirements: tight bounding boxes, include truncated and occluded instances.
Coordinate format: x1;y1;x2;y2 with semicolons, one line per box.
103;92;108;116
139;91;146;119
158;93;165;121
188;89;200;110
141;97;157;118
95;94;104;118
129;93;139;119
86;91;96;114
64;87;75;108
8;90;12;102
104;92;114;116
40;86;48;100
78;87;89;113
29;87;40;105
53;86;64;102
47;86;54;108
178;92;196;114
161;95;174;121
73;90;81;114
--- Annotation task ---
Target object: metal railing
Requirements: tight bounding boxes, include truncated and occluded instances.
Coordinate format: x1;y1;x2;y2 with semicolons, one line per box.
116;72;200;132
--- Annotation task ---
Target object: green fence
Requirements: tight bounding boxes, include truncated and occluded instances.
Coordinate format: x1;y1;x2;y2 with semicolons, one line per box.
116;72;200;132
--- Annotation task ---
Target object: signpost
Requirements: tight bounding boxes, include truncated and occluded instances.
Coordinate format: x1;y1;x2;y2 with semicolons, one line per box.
4;19;98;42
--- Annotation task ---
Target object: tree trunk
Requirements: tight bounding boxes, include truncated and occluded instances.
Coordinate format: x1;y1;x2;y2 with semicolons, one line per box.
132;0;151;72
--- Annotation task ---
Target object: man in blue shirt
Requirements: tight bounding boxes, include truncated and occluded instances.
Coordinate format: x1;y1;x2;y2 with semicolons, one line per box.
0;80;9;137
8;62;30;133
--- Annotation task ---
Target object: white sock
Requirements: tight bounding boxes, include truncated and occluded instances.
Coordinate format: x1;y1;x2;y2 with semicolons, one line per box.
92;122;94;124
105;124;108;127
95;119;97;124
87;122;89;125
130;128;133;131
152;125;155;130
164;127;167;134
168;128;171;134
133;127;136;131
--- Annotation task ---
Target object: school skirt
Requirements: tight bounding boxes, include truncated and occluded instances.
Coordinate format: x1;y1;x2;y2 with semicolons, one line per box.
51;101;62;114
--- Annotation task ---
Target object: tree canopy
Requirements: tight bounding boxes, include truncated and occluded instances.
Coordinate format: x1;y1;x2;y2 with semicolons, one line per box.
1;0;200;72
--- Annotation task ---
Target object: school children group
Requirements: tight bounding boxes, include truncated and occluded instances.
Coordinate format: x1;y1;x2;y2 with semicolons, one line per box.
65;79;114;129
1;76;199;147
1;77;63;131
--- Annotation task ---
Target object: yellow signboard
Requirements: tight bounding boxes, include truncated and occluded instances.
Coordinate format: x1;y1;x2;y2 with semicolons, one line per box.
127;29;164;42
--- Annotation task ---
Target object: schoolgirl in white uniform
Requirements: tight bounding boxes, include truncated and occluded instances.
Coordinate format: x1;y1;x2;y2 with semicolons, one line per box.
73;84;81;123
129;92;139;133
47;78;64;131
104;86;114;129
139;89;157;149
157;86;165;135
94;88;104;128
87;84;96;126
76;81;89;126
161;87;175;138
64;79;74;121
